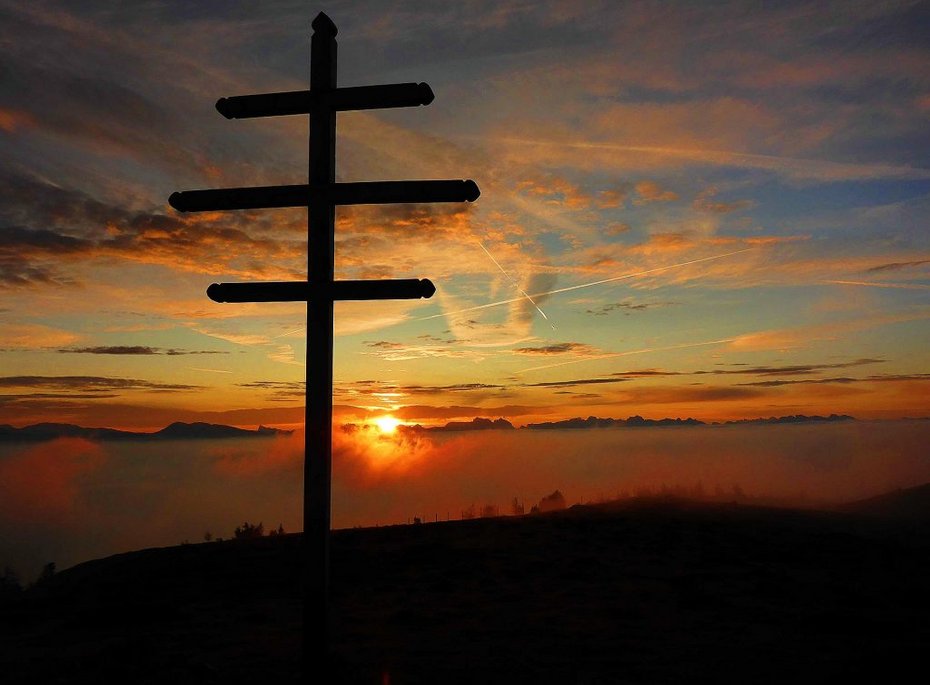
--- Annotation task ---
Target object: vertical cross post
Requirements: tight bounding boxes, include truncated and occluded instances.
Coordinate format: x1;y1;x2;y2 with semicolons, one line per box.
306;13;336;671
168;11;478;680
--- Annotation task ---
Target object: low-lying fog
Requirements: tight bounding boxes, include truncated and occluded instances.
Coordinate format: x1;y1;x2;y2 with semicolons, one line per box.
2;420;929;580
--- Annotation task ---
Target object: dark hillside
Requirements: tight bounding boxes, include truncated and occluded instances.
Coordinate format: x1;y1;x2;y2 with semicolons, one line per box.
2;497;929;684
840;482;930;520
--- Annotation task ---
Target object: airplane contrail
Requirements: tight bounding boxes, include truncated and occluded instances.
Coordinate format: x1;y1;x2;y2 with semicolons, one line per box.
477;240;556;329
418;248;753;322
823;280;930;291
274;325;306;339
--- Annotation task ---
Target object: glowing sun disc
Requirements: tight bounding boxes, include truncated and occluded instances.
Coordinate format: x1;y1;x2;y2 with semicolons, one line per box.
373;416;401;434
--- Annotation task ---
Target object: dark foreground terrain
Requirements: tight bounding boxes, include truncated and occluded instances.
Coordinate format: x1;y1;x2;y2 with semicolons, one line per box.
2;494;929;684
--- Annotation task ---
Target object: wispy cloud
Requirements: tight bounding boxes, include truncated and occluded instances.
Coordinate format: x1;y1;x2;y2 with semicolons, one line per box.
864;260;930;274
0;375;202;393
740;373;930;388
58;346;226;355
524;377;632;389
585;299;677;316
697;358;885;377
237;380;305;402
362;340;488;362
513;342;596;356
482;137;930;182
518;338;736;374
729;312;930;351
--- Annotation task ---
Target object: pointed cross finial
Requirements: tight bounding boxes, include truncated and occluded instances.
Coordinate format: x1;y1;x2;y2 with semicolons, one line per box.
312;12;337;36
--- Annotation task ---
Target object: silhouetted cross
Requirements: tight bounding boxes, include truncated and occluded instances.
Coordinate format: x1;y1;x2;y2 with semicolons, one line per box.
168;12;479;676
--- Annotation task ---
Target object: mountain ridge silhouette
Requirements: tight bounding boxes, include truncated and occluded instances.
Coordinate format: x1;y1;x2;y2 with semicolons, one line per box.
0;421;292;442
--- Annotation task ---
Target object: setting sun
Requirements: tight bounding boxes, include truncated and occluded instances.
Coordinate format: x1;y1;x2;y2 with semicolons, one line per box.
373;415;401;434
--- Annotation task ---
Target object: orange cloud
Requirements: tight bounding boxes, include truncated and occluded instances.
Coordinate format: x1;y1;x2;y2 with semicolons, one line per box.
0;323;81;348
634;180;678;204
729;311;930;352
0;108;35;133
516;175;592;209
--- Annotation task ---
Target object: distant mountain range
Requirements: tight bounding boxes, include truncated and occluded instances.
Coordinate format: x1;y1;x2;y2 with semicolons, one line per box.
396;414;856;432
524;414;855;430
0;422;292;443
401;417;517;433
2;414;860;442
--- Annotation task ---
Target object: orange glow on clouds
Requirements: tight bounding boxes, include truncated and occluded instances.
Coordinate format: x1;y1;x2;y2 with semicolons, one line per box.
0;108;34;133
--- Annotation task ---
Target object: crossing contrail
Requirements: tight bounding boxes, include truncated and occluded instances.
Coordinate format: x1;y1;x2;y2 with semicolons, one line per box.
418;248;753;322
823;279;930;291
274;325;306;339
477;240;556;329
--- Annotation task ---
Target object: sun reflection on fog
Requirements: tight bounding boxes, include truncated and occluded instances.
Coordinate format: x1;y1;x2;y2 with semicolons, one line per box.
373;415;401;435
336;420;433;475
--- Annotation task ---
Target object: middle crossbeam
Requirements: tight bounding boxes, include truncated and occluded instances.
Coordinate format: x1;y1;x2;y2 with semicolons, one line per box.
168;179;479;212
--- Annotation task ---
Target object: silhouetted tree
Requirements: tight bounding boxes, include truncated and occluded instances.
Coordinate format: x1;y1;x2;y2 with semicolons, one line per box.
234;521;264;539
203;531;213;542
36;562;56;586
537;489;567;513
461;504;476;520
268;523;286;536
511;497;525;516
481;504;498;518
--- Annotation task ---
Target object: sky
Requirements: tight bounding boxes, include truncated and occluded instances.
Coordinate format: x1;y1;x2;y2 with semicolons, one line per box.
2;0;930;431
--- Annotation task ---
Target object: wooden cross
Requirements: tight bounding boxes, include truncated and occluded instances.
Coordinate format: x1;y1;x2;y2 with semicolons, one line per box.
168;11;479;674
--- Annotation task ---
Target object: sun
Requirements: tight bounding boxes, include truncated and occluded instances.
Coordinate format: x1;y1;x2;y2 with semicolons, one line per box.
373;415;401;435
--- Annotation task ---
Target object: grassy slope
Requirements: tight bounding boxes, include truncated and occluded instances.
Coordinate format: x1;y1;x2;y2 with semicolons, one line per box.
2;497;929;684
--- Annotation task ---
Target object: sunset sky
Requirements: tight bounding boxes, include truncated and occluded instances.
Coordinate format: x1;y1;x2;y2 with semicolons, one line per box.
2;0;929;431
